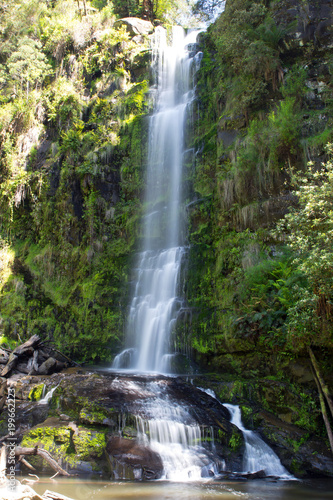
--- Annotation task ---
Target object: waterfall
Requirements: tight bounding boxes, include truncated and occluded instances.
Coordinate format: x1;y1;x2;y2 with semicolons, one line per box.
38;385;58;405
113;27;201;374
223;404;292;478
110;26;292;482
197;388;292;479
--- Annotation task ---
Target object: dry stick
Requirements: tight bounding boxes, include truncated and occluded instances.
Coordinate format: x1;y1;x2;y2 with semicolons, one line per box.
15;446;70;477
308;346;333;419
42;490;74;500
18;456;37;471
311;366;333;456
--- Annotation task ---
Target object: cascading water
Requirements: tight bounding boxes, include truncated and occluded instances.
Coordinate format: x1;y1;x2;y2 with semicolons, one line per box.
223;404;292;478
198;388;292;479
135;381;218;481
113;27;201;374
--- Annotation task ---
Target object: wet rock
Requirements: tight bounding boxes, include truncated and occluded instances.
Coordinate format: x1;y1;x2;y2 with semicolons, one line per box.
255;409;333;478
106;436;163;480
243;469;266;479
216;469;267;480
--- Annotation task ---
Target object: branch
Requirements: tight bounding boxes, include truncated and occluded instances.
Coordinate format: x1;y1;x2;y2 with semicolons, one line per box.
15;446;70;477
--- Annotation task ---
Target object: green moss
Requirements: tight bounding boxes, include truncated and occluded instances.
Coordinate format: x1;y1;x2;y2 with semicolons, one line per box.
21;423;107;469
21;426;76;468
228;429;242;452
73;427;106;460
28;384;45;401
79;406;116;426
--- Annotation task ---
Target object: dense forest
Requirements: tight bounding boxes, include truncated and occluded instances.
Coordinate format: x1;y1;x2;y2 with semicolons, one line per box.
0;0;333;476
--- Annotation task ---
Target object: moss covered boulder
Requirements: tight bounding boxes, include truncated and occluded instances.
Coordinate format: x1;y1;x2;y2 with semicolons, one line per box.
21;417;108;475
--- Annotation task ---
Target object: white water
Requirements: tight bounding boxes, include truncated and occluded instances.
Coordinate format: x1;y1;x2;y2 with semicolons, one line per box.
223;404;292;478
111;30;212;478
197;388;292;479
135;381;218;481
113;27;201;374
39;385;58;405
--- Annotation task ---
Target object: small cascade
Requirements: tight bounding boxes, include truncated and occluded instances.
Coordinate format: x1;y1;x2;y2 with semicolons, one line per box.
223;404;292;478
39;385;58;405
197;388;292;479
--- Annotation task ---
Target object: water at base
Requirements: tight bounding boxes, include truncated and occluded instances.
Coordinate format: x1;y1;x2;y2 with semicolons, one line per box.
24;476;333;500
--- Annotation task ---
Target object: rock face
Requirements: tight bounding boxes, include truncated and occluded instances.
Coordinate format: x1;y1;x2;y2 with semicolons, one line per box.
106;436;163;480
1;368;332;478
114;17;154;37
1;370;244;478
272;0;333;48
196;376;333;478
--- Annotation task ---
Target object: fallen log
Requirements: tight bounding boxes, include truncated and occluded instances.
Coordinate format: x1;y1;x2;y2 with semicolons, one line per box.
0;335;77;378
311;366;333;456
1;335;41;377
42;491;74;500
18;455;37;471
12;335;41;356
15;446;70;477
0;349;9;365
1;353;19;377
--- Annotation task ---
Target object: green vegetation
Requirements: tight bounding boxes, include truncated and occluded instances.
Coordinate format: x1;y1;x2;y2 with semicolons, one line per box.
0;0;332;412
187;0;333;371
0;0;153;361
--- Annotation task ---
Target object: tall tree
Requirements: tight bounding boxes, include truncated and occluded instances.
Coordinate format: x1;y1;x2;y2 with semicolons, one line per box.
7;37;51;98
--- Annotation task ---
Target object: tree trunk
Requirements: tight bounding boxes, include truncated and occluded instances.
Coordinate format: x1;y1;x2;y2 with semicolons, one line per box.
311;367;333;456
309;346;333;419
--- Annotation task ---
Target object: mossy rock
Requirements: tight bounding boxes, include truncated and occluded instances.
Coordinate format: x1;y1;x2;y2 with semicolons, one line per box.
20;418;108;474
79;406;117;427
228;428;243;452
122;425;137;438
73;427;106;460
28;384;45;401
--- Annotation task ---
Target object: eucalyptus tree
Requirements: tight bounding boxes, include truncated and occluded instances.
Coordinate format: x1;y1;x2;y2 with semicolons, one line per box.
113;0;194;23
7;37;51;98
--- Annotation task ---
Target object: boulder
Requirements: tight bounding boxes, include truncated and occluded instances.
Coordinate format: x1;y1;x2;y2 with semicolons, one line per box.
114;18;154;37
106;436;163;480
39;358;57;375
